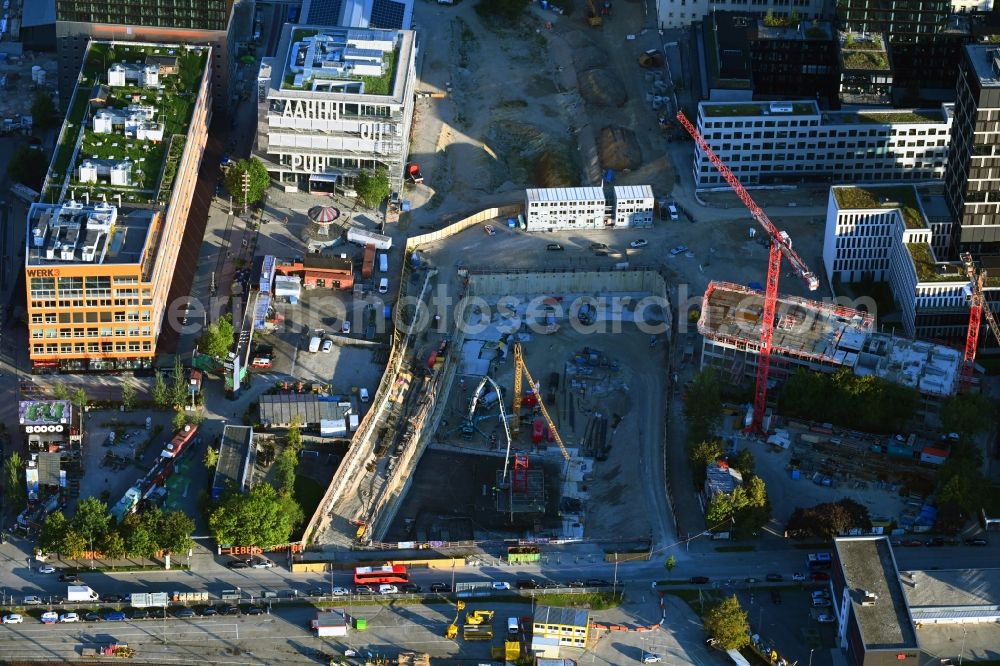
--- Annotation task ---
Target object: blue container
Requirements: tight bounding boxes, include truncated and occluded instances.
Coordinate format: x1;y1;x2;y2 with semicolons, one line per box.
384;305;392;319
508;217;517;228
790;469;801;480
605;169;614;183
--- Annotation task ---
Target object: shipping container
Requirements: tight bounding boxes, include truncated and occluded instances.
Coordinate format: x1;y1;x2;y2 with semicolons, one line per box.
362;244;376;279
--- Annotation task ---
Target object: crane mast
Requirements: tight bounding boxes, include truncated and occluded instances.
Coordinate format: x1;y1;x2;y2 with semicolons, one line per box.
675;111;819;434
959;252;1000;391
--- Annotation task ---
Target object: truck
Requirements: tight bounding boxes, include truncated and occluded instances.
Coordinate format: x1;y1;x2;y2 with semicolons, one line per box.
67;585;99;602
362;244;376;279
309;336;322;353
347;226;392;250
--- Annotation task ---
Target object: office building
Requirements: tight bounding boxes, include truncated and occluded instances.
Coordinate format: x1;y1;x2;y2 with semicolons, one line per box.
524;186;655;231
751;20;838;105
945;44;1000;255
531;606;589;648
656;0;825;30
54;0;244;115
692;101;953;189
24;41;211;373
255;24;417;194
838;32;894;106
301;0;413;30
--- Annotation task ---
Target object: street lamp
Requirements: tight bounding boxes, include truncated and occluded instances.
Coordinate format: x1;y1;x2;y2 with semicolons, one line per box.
809;648;815;666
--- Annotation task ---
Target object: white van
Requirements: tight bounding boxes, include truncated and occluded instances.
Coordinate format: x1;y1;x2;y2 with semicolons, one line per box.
378;253;388;273
378;277;389;294
308;336;321;353
360;388;370;403
507;617;518;636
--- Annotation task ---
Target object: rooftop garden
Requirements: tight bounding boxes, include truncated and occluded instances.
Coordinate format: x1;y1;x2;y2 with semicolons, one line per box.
281;37;400;96
826;109;944;124
842;33;883;50
842;50;890;70
43;42;207;204
833;185;925;229
703;102;816;117
906;243;965;283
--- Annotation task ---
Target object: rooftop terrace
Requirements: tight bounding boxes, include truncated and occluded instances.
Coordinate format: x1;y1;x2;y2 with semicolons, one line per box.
279;27;402;96
44;41;208;205
823;108;948;124
834;537;917;650
905;243;965;283
840;32;891;71
832;185;925;230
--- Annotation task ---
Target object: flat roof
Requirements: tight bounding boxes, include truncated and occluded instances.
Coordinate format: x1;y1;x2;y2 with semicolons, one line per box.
526;187;605;203
701;101;819;118
533;605;589;629
259;394;353;426
839;32;891;72
823;106;950;125
18;400;72;426
855;335;961;398
902;568;1000;620
212;425;255;495
268;24;414;102
700;281;874;366
831;185;926;230
43;41;209;205
835;537;918;650
613;185;653;200
26;203;157;267
905;242;966;283
755;20;833;41
966;44;1000;88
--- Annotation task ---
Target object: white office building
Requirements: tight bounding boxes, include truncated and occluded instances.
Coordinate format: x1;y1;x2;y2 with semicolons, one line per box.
692;101;954;190
655;0;826;29
255;24;417;194
524;185;655;231
612;185;654;228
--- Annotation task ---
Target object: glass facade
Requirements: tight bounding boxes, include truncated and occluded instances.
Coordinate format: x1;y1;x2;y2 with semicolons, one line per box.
55;0;232;31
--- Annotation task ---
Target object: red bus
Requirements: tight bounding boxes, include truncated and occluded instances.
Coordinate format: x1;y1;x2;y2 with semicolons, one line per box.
354;565;409;586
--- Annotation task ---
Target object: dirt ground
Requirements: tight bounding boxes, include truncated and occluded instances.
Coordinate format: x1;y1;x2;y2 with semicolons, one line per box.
407;0;675;219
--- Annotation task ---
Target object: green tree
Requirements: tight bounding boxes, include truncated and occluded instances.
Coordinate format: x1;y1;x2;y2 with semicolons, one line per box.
120;512;158;558
223;157;270;210
38;510;69;554
171;355;188;409
286;415;303;453
275;448;298;496
3;452;26;510
683;370;722;444
198;313;234;360
354;167;391;209
31;91;59;129
204;446;219;470
665;555;677;572
158;511;195;554
121;379;136;411
152;371;170;408
707;492;736;525
172;410;187;433
209;483;304;548
704;595;750;650
62;529;89;560
52;384;70;400
6;143;49;190
731;449;755;476
72;388;88;415
72;497;112;547
941;393;993;440
100;531;127;561
687;439;724;486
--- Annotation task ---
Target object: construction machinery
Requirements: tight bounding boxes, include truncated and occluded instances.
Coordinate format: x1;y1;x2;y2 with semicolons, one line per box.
959;252;1000;390
512;342;571;461
586;0;603;26
445;601;466;640
675;111;819;435
466;609;495;625
463;609;495;641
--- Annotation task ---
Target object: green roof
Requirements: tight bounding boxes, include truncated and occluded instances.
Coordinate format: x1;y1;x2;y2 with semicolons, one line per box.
906;243;965;283
702;102;817;117
843;50;890;71
832;185;925;230
43;42;208;205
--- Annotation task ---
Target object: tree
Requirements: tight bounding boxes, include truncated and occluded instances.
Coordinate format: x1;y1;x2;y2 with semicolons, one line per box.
62;529;89;560
933;499;966;535
785;499;872;538
703;596;750;650
223;157;270;210
209;483;304;548
687;439;723;486
354;167;391;209
707;492;736;525
275;448;298;496
683;370;722;443
39;511;69;554
941;393;993;440
100;531;127;561
286;415;303;453
198;313;234;361
31;91;59;129
6;143;49;190
121;379;136;411
152;371;170;408
171;355;188;409
474;0;530;20
158;511;195;554
172;410;187;433
72;497;112;547
53;384;70;400
120;512;158;559
731;449;755;476
3;452;26;510
204;446;219;470
72;387;88;415
936;441;986;516
665;555;677;572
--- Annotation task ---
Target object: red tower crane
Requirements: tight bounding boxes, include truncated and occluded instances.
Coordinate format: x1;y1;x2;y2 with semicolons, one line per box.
676;111;820;434
959;252;1000;391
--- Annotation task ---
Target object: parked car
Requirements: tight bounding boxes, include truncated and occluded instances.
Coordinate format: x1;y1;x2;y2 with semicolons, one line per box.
129;609;149;620
245;606;265;615
745;577;759;584
104;611;127;622
59;613;80;623
791;573;806;582
566;581;586;588
810;572;830;581
585;579;612;587
812;590;830;599
220;605;240;616
320;339;333;353
59;574;82;583
541;581;562;589
38;565;56;574
811;599;832;608
331;587;350;596
251;558;274;569
670;245;688;256
926;537;945;547
484;225;496;236
770;590;782;605
516;580;540;590
817;613;836;624
589;243;608;250
2;614;23;624
765;573;783;582
643;655;663;664
341;320;351;334
200;607;218;617
901;539;923;547
102;594;125;603
23;596;42;605
226;560;249;569
40;612;59;624
546;243;564;251
83;612;102;622
173;608;197;619
355;585;374;595
401;584;422;593
667;203;679;221
689;576;710;584
378;585;399;595
491;581;512;591
429;583;450;593
630;239;648;248
965;537;989;546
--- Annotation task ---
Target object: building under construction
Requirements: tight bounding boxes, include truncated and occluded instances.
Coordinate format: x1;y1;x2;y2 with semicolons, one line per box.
698;281;963;404
495;453;547;516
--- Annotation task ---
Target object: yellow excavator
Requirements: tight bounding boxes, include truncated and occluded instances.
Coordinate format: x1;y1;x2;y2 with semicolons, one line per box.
586;0;603;27
445;601;465;640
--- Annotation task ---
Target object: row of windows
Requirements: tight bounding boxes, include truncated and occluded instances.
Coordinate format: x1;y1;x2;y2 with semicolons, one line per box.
31;328;151;339
699;171;937;184
31;299;147;309
703;126;945;138
33;341;152;355
528;201;604;208
835;236;893;250
699;160;941;173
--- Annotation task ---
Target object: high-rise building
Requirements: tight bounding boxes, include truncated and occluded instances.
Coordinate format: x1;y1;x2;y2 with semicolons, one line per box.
54;0;244;116
656;0;826;30
945;44;1000;255
24;41;211;373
